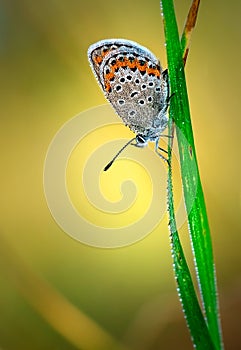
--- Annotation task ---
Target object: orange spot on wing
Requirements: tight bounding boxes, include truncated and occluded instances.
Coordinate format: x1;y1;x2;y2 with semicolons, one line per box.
105;82;111;92
111;58;139;72
119;61;127;68
112;63;119;71
146;67;160;77
93;55;103;65
124;57;136;69
101;49;110;58
105;72;115;81
136;59;147;72
93;49;111;66
104;71;115;92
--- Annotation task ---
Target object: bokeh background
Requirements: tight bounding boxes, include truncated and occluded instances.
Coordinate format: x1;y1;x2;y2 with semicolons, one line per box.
1;0;241;349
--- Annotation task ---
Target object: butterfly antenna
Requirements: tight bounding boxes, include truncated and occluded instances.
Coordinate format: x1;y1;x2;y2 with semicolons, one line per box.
104;137;136;171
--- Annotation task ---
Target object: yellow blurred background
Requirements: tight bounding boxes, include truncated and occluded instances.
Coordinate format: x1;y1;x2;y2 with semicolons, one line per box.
1;0;240;349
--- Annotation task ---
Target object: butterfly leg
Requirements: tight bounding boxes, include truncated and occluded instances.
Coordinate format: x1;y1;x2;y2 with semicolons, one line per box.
162;69;175;105
166;92;175;104
155;138;170;166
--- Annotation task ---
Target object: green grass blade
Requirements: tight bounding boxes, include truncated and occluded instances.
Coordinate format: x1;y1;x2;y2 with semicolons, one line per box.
161;0;223;349
167;118;215;349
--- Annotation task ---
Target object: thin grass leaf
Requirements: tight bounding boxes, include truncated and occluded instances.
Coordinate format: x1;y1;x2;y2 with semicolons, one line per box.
161;0;223;348
167;119;215;349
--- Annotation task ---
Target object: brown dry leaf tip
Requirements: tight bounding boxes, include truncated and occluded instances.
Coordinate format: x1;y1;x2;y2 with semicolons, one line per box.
184;0;200;36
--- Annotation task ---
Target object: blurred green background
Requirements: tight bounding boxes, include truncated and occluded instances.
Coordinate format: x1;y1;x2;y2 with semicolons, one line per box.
1;0;241;349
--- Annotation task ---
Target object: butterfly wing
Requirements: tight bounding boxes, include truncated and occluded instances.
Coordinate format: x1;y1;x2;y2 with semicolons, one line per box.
88;39;169;137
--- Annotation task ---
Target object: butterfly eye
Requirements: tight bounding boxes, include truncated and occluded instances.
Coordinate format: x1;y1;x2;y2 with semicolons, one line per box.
136;135;146;143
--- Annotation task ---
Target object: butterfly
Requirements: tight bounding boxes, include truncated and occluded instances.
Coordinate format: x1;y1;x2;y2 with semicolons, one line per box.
87;39;170;170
